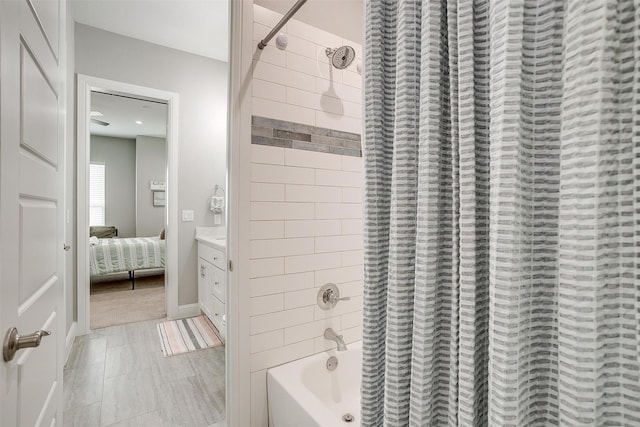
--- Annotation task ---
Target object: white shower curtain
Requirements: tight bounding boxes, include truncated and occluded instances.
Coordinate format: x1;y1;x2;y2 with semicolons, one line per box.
361;0;640;425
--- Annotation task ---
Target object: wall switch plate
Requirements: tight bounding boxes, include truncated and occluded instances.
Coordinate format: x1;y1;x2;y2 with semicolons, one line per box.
182;210;194;222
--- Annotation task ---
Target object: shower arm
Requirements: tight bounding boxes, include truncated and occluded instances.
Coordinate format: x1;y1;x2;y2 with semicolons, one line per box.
257;0;308;50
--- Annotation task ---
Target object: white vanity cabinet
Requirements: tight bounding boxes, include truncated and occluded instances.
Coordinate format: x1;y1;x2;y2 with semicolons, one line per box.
197;240;227;341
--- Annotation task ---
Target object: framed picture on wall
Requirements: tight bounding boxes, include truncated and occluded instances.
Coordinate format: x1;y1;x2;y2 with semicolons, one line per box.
153;191;166;207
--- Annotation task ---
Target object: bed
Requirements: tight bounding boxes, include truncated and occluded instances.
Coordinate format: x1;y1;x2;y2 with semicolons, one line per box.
89;237;165;289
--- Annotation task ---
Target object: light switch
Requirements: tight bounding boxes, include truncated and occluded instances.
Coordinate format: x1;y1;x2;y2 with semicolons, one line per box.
182;210;194;222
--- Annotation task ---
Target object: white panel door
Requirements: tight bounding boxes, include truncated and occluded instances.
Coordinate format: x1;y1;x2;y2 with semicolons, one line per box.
0;0;66;426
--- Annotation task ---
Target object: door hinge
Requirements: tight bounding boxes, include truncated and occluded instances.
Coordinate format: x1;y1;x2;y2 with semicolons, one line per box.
228;260;233;272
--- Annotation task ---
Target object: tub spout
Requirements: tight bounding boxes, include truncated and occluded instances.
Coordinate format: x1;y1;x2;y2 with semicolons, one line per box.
324;328;347;351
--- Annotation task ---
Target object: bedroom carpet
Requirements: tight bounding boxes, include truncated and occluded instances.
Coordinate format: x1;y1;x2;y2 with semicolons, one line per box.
157;315;224;357
90;275;166;329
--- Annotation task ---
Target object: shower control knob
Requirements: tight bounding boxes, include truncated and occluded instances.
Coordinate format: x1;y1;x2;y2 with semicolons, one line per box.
317;283;350;310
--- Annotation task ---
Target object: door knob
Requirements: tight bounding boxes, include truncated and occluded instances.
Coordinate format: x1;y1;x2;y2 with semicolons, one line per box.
3;328;51;362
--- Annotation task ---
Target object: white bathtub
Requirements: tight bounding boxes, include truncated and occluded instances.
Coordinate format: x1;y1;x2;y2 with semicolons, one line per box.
267;341;362;427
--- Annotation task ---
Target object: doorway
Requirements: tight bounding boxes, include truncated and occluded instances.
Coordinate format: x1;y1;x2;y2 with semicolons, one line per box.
76;75;180;334
88;91;168;329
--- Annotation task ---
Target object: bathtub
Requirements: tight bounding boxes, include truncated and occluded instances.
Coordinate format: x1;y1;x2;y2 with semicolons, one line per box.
268;341;362;426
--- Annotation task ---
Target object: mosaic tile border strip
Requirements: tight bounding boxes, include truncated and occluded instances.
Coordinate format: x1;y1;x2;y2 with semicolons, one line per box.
251;116;362;157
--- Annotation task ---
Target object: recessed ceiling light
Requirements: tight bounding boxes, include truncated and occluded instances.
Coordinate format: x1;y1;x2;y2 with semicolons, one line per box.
90;111;103;117
135;120;142;124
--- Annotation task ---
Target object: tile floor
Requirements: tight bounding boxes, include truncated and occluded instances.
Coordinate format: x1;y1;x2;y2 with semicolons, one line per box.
63;319;226;427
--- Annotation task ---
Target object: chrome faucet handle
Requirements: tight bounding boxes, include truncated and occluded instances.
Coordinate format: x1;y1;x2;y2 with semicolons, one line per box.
317;283;349;310
326;289;350;304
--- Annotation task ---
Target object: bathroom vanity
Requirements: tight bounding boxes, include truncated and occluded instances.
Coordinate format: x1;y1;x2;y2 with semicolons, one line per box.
196;228;227;341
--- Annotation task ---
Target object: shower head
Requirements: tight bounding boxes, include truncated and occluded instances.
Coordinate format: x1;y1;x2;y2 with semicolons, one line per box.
325;46;355;70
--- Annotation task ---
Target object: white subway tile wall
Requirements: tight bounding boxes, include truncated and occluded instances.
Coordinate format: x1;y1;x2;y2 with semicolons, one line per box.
250;6;363;427
252;6;363;135
250;369;269;427
248;143;364;371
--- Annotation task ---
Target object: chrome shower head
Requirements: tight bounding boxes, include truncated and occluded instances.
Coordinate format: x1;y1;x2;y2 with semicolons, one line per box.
325;46;355;70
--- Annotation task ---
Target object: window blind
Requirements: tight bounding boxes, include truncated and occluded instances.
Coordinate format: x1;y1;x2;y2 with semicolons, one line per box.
89;163;105;226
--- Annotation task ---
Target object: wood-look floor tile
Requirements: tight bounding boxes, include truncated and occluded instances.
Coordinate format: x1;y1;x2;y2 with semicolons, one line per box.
154;375;224;427
87;321;160;362
63;361;104;411
187;347;225;375
105;320;156;348
84;327;115;340
127;319;160;338
63;402;101;427
103;410;165;427
100;369;158;426
64;319;225;427
148;349;196;381
65;337;107;370
104;342;153;378
204;388;226;421
188;347;226;393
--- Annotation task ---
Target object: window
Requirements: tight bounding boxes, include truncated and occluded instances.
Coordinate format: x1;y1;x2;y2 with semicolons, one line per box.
89;163;105;226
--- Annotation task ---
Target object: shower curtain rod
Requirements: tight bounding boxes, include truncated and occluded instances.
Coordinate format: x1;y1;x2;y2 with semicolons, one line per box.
257;0;308;49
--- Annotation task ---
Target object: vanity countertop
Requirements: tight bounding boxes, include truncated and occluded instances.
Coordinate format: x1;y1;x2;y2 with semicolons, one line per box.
195;227;226;251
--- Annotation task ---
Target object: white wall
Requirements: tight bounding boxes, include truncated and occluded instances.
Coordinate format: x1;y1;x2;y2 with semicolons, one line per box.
65;3;76;338
253;0;363;43
251;6;362;135
75;23;228;305
248;6;363;426
90;135;136;237
136;136;166;237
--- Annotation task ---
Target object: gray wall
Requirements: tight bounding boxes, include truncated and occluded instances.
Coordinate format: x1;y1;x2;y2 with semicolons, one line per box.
90;135;137;237
136;136;166;237
75;23;228;305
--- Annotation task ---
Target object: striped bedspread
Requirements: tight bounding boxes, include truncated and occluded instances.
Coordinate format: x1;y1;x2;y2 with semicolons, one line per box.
89;237;165;276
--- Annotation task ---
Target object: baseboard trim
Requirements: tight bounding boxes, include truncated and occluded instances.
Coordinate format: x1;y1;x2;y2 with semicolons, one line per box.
65;321;77;364
175;303;201;319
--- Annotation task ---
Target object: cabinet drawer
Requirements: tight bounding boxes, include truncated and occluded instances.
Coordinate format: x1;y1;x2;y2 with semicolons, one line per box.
200;258;225;301
198;258;214;319
211;267;226;301
211;296;226;340
198;243;226;270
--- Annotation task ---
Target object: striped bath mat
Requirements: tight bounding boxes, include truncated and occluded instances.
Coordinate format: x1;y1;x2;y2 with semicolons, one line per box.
156;315;223;357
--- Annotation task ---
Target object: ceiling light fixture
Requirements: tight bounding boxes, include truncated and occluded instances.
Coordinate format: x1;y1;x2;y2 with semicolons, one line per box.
90;119;109;127
135;120;142;124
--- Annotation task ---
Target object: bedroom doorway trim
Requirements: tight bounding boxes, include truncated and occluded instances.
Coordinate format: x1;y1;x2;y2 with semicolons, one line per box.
76;74;180;335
